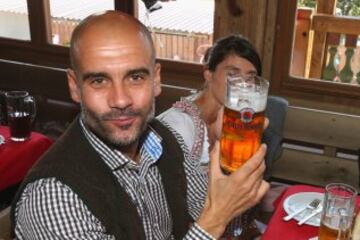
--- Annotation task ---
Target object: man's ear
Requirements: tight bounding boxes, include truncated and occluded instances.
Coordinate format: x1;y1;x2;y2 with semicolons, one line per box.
67;69;81;103
153;63;162;97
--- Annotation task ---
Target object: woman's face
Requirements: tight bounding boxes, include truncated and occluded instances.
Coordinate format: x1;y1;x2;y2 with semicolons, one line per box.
205;54;258;106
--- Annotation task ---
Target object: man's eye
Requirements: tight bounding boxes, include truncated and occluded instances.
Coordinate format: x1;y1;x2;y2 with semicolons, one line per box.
89;77;107;87
90;77;104;84
130;73;145;82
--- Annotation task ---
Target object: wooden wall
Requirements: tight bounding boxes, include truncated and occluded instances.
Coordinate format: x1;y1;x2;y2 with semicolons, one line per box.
214;0;278;80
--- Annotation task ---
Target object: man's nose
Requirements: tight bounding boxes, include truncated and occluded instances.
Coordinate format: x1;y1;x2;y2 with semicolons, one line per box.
108;82;132;109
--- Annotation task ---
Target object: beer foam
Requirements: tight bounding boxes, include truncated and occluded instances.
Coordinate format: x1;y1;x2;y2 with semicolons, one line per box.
225;92;267;113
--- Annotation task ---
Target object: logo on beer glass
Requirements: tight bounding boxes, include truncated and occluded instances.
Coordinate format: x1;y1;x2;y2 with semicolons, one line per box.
239;108;255;123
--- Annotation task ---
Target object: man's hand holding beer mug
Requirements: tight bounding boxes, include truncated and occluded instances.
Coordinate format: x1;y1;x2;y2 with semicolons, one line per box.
196;73;270;238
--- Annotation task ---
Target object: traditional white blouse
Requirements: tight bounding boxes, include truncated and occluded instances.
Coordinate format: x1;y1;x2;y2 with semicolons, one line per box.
157;94;210;167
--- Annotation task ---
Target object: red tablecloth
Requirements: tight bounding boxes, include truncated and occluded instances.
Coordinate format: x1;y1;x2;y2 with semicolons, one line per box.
0;126;53;190
262;184;360;240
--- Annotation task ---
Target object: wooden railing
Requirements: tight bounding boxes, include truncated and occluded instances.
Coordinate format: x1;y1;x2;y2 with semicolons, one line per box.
291;2;360;85
51;19;212;63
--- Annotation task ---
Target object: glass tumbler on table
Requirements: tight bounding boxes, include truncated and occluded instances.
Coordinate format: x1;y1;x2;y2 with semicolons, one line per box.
220;73;269;174
5;91;36;142
318;183;357;240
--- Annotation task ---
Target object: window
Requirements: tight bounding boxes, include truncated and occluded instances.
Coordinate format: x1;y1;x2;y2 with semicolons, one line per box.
49;0;115;46
0;0;30;40
291;0;360;84
0;1;137;68
0;0;205;76
136;0;214;63
271;0;360;108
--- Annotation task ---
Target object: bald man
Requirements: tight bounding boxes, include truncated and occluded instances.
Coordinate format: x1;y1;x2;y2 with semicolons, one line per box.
11;11;269;240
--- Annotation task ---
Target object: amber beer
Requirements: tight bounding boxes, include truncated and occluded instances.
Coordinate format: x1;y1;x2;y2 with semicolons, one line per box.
319;221;351;240
220;74;268;174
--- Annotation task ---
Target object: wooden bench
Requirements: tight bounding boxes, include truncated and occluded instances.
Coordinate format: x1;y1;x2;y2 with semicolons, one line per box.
272;106;360;189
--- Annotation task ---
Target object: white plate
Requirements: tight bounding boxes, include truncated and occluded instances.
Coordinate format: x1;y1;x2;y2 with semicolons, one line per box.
283;192;324;227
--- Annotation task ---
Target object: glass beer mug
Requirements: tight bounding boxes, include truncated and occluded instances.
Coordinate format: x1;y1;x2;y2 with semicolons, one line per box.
220;73;269;174
5;91;36;141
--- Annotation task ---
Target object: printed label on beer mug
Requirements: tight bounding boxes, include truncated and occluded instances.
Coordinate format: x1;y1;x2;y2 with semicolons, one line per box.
220;106;265;173
239;107;255;123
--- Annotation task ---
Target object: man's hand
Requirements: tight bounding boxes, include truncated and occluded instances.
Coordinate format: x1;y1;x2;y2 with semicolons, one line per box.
196;142;270;238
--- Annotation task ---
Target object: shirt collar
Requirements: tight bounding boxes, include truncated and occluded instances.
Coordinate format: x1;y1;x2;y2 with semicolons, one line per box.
79;118;163;171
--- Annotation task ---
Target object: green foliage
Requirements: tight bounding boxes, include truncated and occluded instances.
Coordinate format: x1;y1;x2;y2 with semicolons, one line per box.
298;0;316;8
337;0;360;16
297;0;360;16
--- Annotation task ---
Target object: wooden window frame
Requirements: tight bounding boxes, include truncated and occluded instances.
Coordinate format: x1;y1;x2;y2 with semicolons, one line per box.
271;0;360;107
0;0;69;68
0;0;138;68
0;0;203;88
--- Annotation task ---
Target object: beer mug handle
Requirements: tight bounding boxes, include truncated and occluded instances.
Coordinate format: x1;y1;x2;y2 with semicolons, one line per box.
25;95;36;122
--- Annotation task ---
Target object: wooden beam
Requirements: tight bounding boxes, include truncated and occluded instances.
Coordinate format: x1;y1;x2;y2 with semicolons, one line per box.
270;0;297;93
308;31;327;78
316;0;337;15
312;14;360;35
27;0;51;45
115;0;135;14
308;0;337;79
261;0;278;80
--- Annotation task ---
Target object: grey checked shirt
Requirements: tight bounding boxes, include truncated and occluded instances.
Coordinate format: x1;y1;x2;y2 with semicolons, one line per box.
14;119;215;240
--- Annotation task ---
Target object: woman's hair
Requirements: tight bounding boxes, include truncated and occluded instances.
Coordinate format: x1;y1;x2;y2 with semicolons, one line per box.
204;34;262;76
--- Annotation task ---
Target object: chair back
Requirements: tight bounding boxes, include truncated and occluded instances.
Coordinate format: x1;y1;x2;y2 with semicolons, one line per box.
263;95;289;180
0;206;11;240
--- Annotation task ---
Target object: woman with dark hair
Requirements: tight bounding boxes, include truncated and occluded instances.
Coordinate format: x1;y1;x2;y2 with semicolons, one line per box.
158;34;264;239
158;34;262;168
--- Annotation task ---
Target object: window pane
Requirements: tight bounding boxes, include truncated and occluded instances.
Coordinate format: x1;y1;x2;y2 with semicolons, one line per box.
335;0;360;17
0;0;30;40
291;0;360;86
137;0;214;63
49;0;115;46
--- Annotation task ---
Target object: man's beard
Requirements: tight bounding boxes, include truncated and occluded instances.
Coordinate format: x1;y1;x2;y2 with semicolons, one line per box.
81;100;155;148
